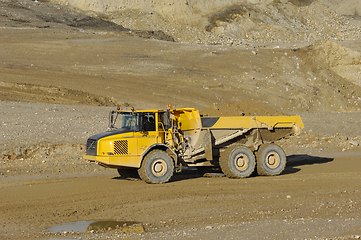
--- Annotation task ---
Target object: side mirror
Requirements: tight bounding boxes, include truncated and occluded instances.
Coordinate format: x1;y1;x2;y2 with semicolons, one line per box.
108;110;117;130
164;109;170;131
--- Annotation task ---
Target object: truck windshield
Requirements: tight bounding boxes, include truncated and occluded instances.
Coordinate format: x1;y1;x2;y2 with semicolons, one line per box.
110;112;156;132
119;113;139;131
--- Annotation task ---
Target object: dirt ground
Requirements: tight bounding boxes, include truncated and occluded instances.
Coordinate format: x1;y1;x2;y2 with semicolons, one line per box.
1;0;361;239
1;156;361;240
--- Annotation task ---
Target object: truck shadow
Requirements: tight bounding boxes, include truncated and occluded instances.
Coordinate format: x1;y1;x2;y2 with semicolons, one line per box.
111;168;203;183
112;154;334;182
282;154;334;175
171;168;210;182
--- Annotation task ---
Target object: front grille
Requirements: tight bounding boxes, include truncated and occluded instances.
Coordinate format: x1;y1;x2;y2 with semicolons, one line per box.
114;140;128;155
86;139;97;156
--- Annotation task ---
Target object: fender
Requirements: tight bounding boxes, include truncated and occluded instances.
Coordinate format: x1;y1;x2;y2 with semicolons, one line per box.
141;143;178;166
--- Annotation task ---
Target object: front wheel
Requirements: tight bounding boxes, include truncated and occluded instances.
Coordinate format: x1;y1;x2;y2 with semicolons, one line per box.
138;150;174;184
256;144;286;176
219;145;255;178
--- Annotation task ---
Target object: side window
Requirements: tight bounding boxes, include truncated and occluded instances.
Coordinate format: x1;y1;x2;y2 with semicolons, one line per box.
142;113;156;131
158;113;165;131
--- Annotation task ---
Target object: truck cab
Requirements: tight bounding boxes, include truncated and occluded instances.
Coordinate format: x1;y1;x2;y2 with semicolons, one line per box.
84;109;173;169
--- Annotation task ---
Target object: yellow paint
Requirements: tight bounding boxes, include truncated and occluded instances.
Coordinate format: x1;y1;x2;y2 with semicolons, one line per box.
210;115;304;130
171;108;202;131
83;155;141;168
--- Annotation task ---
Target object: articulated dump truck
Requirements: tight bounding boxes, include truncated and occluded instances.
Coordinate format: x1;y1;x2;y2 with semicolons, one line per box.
83;106;304;184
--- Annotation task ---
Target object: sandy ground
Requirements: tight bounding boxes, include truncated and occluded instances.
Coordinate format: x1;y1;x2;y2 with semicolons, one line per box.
1;156;361;240
1;0;361;239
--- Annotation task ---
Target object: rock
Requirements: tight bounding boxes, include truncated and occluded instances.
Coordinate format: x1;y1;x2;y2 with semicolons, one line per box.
349;140;359;146
211;27;224;34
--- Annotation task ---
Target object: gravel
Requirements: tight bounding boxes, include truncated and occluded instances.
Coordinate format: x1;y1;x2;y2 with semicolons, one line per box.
0;101;115;178
0;101;111;150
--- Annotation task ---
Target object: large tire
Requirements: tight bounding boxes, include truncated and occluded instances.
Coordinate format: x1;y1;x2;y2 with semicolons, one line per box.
219;145;255;178
256;144;286;176
138;150;174;184
117;168;139;180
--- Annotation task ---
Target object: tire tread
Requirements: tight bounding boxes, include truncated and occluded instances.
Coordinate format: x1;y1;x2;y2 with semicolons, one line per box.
256;144;286;176
219;145;255;178
138;150;174;184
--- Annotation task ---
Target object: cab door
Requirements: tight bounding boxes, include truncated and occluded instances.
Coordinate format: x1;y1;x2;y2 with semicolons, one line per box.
137;112;158;155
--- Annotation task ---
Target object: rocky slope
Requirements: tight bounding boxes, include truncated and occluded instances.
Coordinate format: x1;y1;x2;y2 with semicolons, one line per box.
49;0;361;45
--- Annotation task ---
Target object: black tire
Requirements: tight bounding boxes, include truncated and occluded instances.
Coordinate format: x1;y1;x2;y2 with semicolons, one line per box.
117;168;139;180
219;145;255;178
138;150;174;184
256;144;286;176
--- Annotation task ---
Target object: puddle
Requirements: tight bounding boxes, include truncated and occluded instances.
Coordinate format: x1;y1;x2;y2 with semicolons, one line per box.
47;221;94;233
46;220;144;234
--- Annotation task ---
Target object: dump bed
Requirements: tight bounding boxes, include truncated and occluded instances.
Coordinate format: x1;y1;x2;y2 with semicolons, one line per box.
201;115;304;133
198;115;304;151
170;108;304;159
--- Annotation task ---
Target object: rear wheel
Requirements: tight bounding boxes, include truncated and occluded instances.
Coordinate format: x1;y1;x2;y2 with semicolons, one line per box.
256;144;286;176
138;150;174;184
219;145;255;178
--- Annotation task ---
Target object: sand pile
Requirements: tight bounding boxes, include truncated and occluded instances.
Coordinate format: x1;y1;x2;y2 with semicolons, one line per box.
303;40;361;68
297;40;361;86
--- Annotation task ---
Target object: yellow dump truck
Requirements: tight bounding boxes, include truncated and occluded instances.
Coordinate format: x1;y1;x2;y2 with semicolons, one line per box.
83;106;304;183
